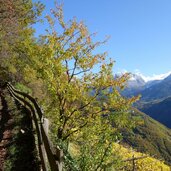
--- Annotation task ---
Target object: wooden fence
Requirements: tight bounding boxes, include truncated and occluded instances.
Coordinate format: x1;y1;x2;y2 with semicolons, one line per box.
6;82;63;171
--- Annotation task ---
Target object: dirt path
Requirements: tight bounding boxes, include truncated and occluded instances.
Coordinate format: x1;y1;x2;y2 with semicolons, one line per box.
0;90;13;171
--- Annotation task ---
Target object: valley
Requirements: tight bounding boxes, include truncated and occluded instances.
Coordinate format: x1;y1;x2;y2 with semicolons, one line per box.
120;72;171;166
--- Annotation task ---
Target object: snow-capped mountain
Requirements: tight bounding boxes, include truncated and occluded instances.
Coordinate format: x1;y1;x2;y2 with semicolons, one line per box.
140;71;171;82
139;73;171;101
126;73;146;88
119;71;171;98
121;73;146;96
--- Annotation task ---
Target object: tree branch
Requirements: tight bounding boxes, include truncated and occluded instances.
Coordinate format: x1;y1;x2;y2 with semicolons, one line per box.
68;57;78;83
73;68;91;76
62;122;88;140
68;89;102;118
96;142;112;170
65;59;70;80
62;31;80;49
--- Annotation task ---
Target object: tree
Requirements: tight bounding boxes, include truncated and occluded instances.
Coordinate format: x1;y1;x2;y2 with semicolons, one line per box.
32;3;138;170
0;0;44;82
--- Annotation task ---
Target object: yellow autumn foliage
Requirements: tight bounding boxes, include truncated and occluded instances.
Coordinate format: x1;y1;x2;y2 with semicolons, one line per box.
113;143;170;171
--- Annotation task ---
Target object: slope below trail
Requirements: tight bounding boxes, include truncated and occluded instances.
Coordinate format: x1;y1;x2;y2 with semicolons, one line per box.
0;89;13;171
0;88;39;171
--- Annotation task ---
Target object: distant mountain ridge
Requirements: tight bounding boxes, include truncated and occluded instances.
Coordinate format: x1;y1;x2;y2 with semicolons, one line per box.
121;73;146;96
119;72;171;129
140;97;171;128
117;72;171;165
120;72;171;102
140;74;171;101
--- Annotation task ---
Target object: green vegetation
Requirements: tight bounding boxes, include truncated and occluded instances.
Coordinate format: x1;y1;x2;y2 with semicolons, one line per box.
0;1;137;169
4;91;39;171
112;143;170;171
122;108;171;165
33;4;138;170
0;0;44;82
67;141;170;171
0;0;170;170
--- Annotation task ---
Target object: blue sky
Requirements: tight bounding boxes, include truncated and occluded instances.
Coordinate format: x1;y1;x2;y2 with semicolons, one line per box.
33;0;171;77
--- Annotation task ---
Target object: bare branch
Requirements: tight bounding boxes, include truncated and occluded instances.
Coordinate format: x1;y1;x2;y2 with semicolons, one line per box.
73;68;91;76
68;57;78;83
67;82;113;119
62;122;88;140
62;31;80;49
68;89;102;118
65;59;70;80
96;142;112;170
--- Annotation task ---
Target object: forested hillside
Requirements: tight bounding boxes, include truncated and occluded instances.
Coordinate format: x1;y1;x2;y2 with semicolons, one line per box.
0;0;170;170
140;97;171;128
122;108;171;165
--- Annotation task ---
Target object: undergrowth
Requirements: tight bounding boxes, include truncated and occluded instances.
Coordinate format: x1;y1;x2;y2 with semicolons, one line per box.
4;91;39;171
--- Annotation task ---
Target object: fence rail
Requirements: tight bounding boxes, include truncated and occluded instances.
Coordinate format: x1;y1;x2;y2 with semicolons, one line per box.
6;82;63;171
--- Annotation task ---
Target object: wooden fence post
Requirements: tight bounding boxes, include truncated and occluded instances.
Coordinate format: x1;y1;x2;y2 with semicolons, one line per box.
132;155;135;171
55;149;63;171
